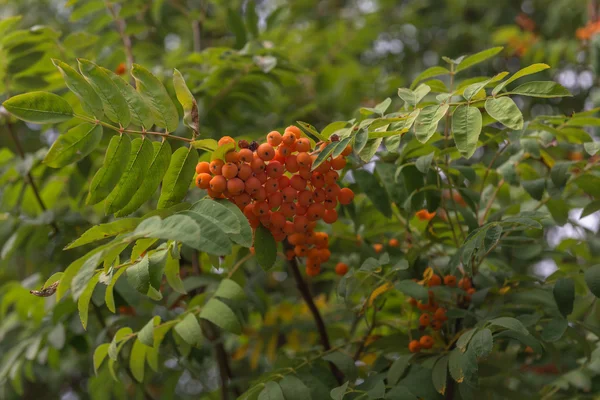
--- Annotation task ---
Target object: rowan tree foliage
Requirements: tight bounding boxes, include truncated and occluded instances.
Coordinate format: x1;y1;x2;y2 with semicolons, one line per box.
1;1;600;400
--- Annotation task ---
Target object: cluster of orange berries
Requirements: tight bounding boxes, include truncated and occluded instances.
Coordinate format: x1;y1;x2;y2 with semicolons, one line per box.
407;272;475;353
576;20;600;41
372;238;400;254
194;126;355;276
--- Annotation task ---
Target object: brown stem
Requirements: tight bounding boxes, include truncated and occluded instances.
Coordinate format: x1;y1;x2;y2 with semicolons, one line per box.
353;308;378;361
6;123;59;234
283;241;344;383
105;1;135;83
201;320;240;399
192;19;201;52
479;178;505;225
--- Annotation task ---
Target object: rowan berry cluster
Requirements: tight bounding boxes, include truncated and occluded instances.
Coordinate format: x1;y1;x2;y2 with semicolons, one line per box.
407;271;475;353
194;126;355;276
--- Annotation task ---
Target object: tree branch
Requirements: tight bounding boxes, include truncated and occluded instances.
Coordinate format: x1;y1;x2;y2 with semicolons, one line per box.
105;1;135;82
283;240;344;384
6;123;59;234
201;320;240;399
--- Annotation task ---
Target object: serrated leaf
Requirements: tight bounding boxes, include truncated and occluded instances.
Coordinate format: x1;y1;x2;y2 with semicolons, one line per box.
87;134;131;205
584;142;600;155
488;317;529;335
174;313;202;347
190;199;240;234
139;316;160;347
93;343;109;375
414;104;448;143
455;47;503;73
157;146;198;209
173;69;198;133
484;97;523;130
44;123;103;168
522;179;545;201
105;67;154;129
312;142;337;171
448;349;465;383
550;161;571;188
432;355;449;395
78;59;130;127
3;91;73;123
105;136;154;214
200;298;242;334
215;199;253;247
214;279;245;302
508;81;571;98
255;225;276;270
131;64;179;132
105;267;127;313
395;280;428;302
452;105;482;158
77;271;101;329
52;59;103;117
387;355;411;385
553;278;575;317
129;339;146;382
584;265;600;298
492;63;550;95
127;254;150;294
108;327;133;360
71;251;104;300
470;329;493;358
116;140;172;216
165;245;186;294
65;218;139;249
178;211;232;255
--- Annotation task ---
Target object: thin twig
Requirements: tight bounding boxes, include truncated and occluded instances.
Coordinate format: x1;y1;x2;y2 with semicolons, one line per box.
192;20;201;52
105;1;135;82
283;240;344;384
201;320;240;399
476;142;509;217
353;307;378;361
479;178;505;225
6;123;59;234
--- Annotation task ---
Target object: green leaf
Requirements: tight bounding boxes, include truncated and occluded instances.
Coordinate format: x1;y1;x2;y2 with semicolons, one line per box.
105;267;127;313
484;97;523;130
323;351;358;381
77;271;101;329
395;280;428;302
415;152;434;174
311;142;337;171
387;355;411;385
174;313;203;347
470;329;493;358
131;63;179;132
3;91;73;123
105;67;154;129
227;8;247;49
452;105;482;158
546;198;569;226
52;59;103;117
134;215;202;251
367;381;385;399
259;381;286;400
165;245;186;294
414;104;449;143
43;123;103;168
78;59;131;127
173;69;198;133
508;81;571;98
522;179;545;201
190;199;240;234
255;225;276;270
495;330;542;353
116;140;172;217
448;349;466;383
330;382;349;400
582;200;600;218
573;174;600;198
157;146;198;209
279;375;312;400
550;161;571;188
488;317;529;335
105;137;154;214
129;339;146;382
93;343;110;375
455;47;503;73
432;355;449;395
553;278;575;317
127;254;150;294
456;329;477;352
354;170;392;218
65;218;139;249
398;86;430;107
108;327;133;360
492;63;550;95
584;265;600;298
200;298;242;334
214;279;246;302
87;134;131;204
541;318;568;342
71;251;104;299
215;199;253;248
358;137;383;162
191;138;218;151
584;142;600;156
410;66;450;89
178;211;233;256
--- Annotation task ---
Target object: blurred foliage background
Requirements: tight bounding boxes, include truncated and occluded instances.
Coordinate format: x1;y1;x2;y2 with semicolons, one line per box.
0;0;599;399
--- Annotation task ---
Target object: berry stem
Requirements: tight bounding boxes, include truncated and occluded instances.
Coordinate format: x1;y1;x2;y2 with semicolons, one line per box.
283;240;344;384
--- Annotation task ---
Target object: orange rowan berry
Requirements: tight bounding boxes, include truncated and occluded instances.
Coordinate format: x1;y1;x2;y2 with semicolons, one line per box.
237;164;253;181
196;173;211;189
285;125;303;139
290;175;307;191
330;156;346;170
388;238;399;247
282;131;296;146
239;148;254;163
298;166;312;180
267;131;282;147
307;203;325;221
316;160;331;174
314;232;329;249
207;188;223;199
280;202;297;218
252;187;267;202
278;176;290;189
323;209;338;224
282;187;297;203
297;190;314;206
408;340;421;353
266;161;284;178
293;215;309;233
273;153;286;164
288;233;306;246
434;308;448;322
318;248;331;262
324;170;339;185
295;205;307;216
341;145;352;156
323;198;337;210
227;178;245;195
458;278;472;290
210;159;224;175
196;161;210;174
326;184;341;198
268;192;283;209
431;320;444;331
254;171;268;184
225;151;240;164
264;179;278;194
250;156;266;172
244;177;261;194
209;175;227;193
373;243;383;253
234;193;252;208
253;201;269;217
218;136;235;147
311;172;326;188
272;230;287;242
335;262;349;276
115;63;127;75
313;188;326;203
297;152;312;167
222;162;239;179
257;143;275;161
443;275;457;287
338;188;354;205
283;221;295;235
306;265;320;277
467;288;476;295
277;144;293;158
295;138;311;152
416;209;436;221
419;313;431;327
419;335;434;349
294;245;308;257
286;154;300;172
428;275;442;287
